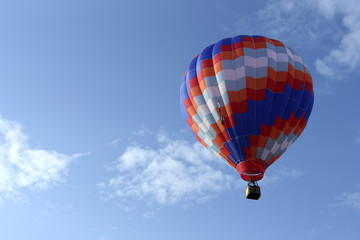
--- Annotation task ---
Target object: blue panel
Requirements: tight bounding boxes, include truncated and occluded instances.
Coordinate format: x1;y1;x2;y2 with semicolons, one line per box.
197;45;214;76
281;83;303;120
282;99;297;120
212;38;232;56
238;135;250;149
301;90;312;109
186;69;197;81
267;93;288;126
187;57;198;72
294;106;305;118
289;85;304;103
224;142;239;163
230;114;245;136
225;138;243;161
223;122;247;161
196;57;202;76
245;100;256;135
233;35;250;45
180;79;189;102
283;82;292;97
186;57;198;96
185;74;191;94
252;35;264;39
180;100;189;120
179;77;190;121
254;99;267;135
199;44;214;61
304;96;314;120
295;90;312;118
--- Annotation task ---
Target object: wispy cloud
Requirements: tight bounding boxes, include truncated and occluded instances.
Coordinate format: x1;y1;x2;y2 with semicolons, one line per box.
249;0;360;93
0;115;81;202
99;128;307;208
130;125;152;137
262;166;303;186
142;211;155;219
104;138;122;147
314;0;360;79
98;130;234;206
256;0;320;42
307;223;334;239
336;190;360;212
156;128;170;144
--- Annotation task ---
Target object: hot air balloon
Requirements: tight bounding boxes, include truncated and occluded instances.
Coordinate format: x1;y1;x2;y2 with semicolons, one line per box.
180;35;314;200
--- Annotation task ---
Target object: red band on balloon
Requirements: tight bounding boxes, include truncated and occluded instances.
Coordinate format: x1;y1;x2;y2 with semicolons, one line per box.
236;159;267;181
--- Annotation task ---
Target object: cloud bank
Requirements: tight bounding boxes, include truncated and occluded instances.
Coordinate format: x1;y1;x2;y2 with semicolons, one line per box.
336;190;360;212
314;0;360;79
99;129;307;208
262;166;303;186
253;0;360;93
0;115;79;201
98;131;234;205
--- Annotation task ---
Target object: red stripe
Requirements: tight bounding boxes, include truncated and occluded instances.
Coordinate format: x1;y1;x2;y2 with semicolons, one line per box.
221;45;232;51
230;101;248;114
213;54;221;65
260;124;272;137
274;82;286;92
233;41;243;50
250;135;259;147
184;98;192;109
201;59;213;68
188;77;199;88
246;88;267;101
186;117;193;127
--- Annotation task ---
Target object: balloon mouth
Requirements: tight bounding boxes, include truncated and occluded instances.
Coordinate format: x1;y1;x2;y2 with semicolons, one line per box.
236;159;267;182
241;171;262;176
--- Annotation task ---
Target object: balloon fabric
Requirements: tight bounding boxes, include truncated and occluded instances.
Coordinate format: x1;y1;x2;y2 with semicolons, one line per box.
180;35;314;182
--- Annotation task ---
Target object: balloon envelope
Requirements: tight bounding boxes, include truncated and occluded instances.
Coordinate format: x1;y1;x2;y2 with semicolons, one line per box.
180;35;314;181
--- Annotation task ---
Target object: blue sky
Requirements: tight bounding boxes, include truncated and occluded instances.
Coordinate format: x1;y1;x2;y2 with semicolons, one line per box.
0;0;359;239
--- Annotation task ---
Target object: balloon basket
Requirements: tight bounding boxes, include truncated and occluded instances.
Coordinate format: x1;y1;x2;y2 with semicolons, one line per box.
246;181;261;200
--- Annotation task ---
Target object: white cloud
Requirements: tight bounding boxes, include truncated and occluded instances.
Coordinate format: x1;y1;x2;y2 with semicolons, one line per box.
156;128;170;144
99;129;306;207
99;130;234;205
336;190;360;212
142;211;155;219
307;223;334;239
314;0;360;78
262;166;303;186
105;138;121;147
257;0;310;40
130;125;152;137
253;0;360;92
0;115;80;202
